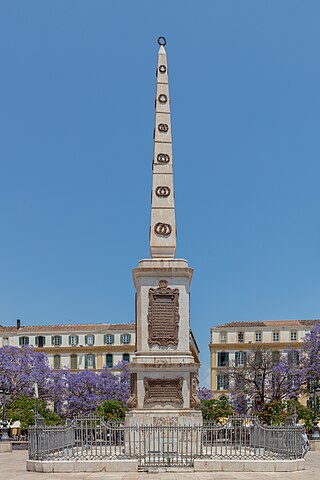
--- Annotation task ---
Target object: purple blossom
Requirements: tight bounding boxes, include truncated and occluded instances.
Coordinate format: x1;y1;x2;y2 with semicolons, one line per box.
0;346;53;398
197;387;213;401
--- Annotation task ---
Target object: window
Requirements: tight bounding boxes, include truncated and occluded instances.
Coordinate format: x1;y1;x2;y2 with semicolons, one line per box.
104;334;114;345
219;332;227;343
123;353;130;362
35;336;45;347
217;352;229;367
255;351;263;366
237;332;244;343
70;354;77;370
290;331;297;342
3;338;9;347
69;335;79;346
272;351;281;364
19;336;29;346
106;354;113;368
288;350;300;365
235;351;247;367
85;335;95;346
52;335;62;346
217;374;229;390
54;354;61;369
121;334;131;345
273;332;280;342
85;354;96;369
255;332;262;342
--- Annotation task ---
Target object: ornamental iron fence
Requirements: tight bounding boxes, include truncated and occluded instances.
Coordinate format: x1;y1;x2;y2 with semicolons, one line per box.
28;415;304;468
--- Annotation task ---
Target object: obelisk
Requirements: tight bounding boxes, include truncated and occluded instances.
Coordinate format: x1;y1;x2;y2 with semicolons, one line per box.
126;37;202;427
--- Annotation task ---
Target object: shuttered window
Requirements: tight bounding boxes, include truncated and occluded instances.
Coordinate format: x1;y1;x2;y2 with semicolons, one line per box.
85;335;95;346
120;334;131;345
106;354;113;368
69;335;79;346
70;354;77;369
19;336;29;346
52;335;62;346
104;334;114;345
217;352;229;367
235;351;247;367
54;355;61;369
85;354;96;369
35;336;45;347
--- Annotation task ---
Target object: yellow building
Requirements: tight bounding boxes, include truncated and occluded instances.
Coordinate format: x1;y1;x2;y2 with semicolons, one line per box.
210;319;319;397
0;319;200;371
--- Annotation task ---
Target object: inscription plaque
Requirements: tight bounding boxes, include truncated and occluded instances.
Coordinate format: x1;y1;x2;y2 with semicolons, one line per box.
144;377;183;405
148;280;179;347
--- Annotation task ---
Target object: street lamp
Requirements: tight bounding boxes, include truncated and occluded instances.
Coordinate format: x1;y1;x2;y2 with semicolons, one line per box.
310;380;320;441
0;382;10;442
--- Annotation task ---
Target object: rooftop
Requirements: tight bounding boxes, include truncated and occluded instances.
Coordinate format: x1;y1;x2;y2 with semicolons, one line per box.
0;323;135;333
214;319;320;329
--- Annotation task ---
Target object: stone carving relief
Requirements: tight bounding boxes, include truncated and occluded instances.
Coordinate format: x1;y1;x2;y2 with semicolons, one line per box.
159;65;167;73
126;373;137;409
154;222;172;236
144;377;183;405
158;123;169;133
158;94;167;104
156;153;170;163
155;186;170;197
190;373;201;410
148;280;179;347
153;417;178;427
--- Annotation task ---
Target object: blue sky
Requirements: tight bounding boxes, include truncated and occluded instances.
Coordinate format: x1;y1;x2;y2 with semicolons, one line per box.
1;1;320;386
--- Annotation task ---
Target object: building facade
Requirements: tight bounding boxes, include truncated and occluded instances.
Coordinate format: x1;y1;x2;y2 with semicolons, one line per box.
0;319;200;372
0;320;135;371
210;319;319;397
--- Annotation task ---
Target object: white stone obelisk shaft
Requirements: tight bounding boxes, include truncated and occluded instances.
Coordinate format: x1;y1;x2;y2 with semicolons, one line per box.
150;45;176;258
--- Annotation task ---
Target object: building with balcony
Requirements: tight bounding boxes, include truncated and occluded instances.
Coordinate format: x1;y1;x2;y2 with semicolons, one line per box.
210;319;320;397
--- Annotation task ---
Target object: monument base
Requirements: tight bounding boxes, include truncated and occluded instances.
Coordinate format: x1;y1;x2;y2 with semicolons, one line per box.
125;409;203;427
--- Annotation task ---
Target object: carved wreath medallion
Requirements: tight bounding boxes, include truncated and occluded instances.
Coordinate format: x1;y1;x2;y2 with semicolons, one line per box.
157;153;170;163
144;377;183;405
158;94;167;104
155;186;170;197
148;280;179;347
154;222;172;236
159;65;167;74
158;123;169;133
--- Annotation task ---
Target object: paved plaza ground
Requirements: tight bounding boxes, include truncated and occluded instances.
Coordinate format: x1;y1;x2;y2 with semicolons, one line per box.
0;450;320;480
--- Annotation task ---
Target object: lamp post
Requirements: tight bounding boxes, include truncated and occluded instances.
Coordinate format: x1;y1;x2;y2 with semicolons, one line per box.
0;382;10;442
311;380;320;441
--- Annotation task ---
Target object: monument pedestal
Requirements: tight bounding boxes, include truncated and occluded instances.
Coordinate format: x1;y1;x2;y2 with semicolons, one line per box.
126;258;202;428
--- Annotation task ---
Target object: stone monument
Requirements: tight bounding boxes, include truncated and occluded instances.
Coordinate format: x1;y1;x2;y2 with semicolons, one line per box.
126;37;202;427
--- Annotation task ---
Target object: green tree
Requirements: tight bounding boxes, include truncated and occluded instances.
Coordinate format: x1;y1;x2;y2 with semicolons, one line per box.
201;397;234;423
5;396;62;430
95;400;127;422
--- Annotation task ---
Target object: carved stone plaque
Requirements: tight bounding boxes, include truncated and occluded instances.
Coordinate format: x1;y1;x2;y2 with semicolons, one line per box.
144;377;183;405
148;280;179;347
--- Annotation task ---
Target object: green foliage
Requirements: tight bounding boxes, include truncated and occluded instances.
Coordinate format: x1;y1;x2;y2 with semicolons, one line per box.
95;400;127;422
257;400;287;425
5;395;62;430
201;397;234;423
287;399;314;433
257;399;314;431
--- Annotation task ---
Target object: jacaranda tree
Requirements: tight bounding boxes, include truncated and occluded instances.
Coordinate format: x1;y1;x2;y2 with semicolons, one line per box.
0;346;53;399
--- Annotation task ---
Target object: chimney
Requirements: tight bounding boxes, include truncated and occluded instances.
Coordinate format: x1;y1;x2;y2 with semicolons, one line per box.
17;319;21;330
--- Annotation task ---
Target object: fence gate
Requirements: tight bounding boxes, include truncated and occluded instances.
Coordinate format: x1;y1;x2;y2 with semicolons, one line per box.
137;425;194;468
